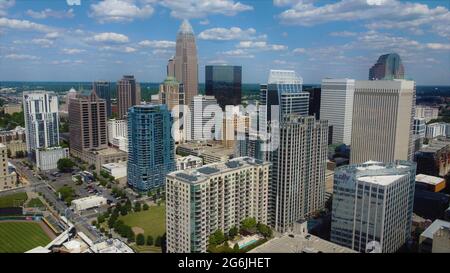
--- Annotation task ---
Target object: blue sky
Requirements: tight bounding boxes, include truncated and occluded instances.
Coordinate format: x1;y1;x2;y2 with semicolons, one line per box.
0;0;449;84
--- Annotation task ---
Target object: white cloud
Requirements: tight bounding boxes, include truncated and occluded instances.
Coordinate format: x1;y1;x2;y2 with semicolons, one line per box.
199;19;210;25
5;54;40;60
0;0;14;16
329;31;357;37
426;43;450;51
208;59;228;64
236;41;287;51
31;38;53;48
221;49;254;58
292;48;306;54
45;32;60;39
62;48;86;55
276;0;450;38
138;40;175;48
90;0;154;23
26;8;74;19
51;59;84;65
159;0;253;19
88;32;129;44
99;45;137;53
0;17;54;33
198;27;256;41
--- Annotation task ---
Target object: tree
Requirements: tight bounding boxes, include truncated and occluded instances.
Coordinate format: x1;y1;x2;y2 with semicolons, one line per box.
147;235;154;245
256;223;272;238
120;206;128;216
97;215;105;224
240;217;257;234
154;236;162;247
91;220;97;226
57;158;75;172
209;229;226;246
228;226;238;238
143;203;149;211
134;202;142;212
233;243;240;252
136;234;145;246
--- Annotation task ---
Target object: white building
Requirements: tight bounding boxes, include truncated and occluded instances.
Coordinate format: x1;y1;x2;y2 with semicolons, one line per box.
35;147;69;171
176;155;203;171
107;119;128;152
166;157;270;253
23;91;61;163
415;105;439;122
188;95;221;141
350;80;415;164
331;160;416;253
426;122;447;139
72;195;107;212
101;162;127;180
320;79;355;145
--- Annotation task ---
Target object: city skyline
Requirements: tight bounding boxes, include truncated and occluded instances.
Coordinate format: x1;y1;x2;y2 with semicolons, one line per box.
0;0;449;85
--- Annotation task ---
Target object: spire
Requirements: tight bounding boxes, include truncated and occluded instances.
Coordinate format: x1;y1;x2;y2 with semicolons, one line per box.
178;19;194;34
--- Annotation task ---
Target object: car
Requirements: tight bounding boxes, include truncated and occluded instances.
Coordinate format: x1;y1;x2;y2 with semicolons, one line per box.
288;234;295;238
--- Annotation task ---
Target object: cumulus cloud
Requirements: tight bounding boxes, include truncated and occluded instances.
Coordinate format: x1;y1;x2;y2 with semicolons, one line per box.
88;32;129;44
0;0;15;16
62;48;86;55
31;38;54;48
292;48;306;54
26;8;74;19
221;49;254;58
5;54;40;60
99;45;137;53
198;27;257;41
159;0;253;19
90;0;154;23
0;17;54;33
138;40;175;48
236;41;287;51
426;43;450;51
329;31;357;37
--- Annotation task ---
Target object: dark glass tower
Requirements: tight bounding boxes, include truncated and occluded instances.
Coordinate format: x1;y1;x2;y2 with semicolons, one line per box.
205;65;242;110
369;53;405;80
93;81;112;118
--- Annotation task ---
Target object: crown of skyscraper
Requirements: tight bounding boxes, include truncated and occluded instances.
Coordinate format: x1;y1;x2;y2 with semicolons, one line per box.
178;19;194;34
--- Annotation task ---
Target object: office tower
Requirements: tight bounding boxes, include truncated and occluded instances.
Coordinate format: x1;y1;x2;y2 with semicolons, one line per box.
23;91;60;159
350;80;415;164
205;65;242;110
304;86;321;119
117;75;141;119
68;90;108;157
268;115;328;233
0;143;17;191
159;76;185;143
415;105;439;122
260;70;309;123
369;53;405;80
174;19;198;106
127;105;175;191
188;95;221;141
93;81;112;118
167;57;175;77
331;160;416;253
62;87;77;113
320;79;355;145
166;157;270;253
235;133;264;160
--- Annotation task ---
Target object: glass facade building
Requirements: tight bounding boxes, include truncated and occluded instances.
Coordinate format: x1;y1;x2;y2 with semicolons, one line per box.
205;65;242;110
127;104;175;191
369;53;405;80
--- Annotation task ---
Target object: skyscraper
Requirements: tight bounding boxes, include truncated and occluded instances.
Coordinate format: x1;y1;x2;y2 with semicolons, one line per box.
369;53;405;80
117;75;141;119
188;95;221;141
68;90;107;158
331;160;416;253
166;157;270;253
320;79;355;145
350;80;415;164
205;65;242;110
260;70;309;123
174;19;198;106
93;81;112;118
23;91;60;159
127;104;175;191
268;115;328;233
303;86;321;119
159;76;185;143
167;57;175;78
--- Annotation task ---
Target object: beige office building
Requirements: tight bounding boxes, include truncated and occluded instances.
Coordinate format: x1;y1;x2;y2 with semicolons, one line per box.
117;75;141;119
166;157;270;253
0;143;17;191
159;76;185;143
350;80;415;164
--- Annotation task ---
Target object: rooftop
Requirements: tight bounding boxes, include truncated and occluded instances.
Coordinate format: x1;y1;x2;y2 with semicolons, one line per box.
419;138;450;153
102;162;126;169
421;219;450;240
416;174;445;186
249;233;357;253
358;174;406;186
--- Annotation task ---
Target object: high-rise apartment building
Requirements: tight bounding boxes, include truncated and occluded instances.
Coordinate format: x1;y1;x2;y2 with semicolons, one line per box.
260;70;309;123
320;79;355;145
107;119;128;152
205;65;242;110
369;53;405;80
68;90;107;157
188;95;221;141
350;80;415;164
331;160;416;253
23;91;60;159
127;105;175;191
268;115;328;233
93;81;112;118
166;157;270;253
174;20;198;106
117;75;141;119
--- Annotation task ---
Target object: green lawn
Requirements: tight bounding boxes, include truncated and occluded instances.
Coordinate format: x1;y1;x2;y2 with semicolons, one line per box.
0;222;51;253
27;198;45;208
119;205;166;239
0;192;28;208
